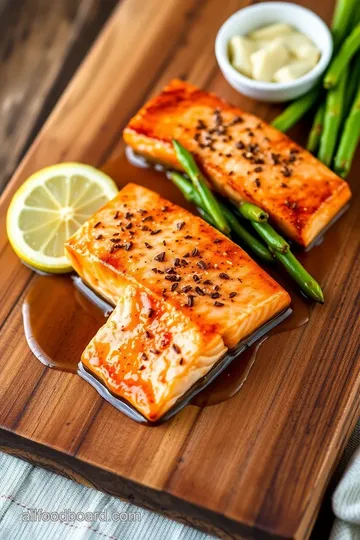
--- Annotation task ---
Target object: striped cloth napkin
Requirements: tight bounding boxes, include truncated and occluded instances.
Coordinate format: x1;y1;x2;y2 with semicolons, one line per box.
0;419;359;539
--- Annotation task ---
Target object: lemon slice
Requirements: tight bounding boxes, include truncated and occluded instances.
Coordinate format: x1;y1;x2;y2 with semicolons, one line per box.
6;163;118;273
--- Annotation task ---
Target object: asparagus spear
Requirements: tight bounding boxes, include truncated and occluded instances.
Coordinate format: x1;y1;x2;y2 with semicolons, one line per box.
324;24;360;88
168;171;273;262
307;102;325;153
331;0;359;49
318;66;348;166
271;84;321;133
334;82;360;177
237;202;269;222
167;171;323;302
172;140;230;235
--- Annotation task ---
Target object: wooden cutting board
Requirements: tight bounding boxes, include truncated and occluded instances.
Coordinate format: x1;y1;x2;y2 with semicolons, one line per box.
0;1;359;538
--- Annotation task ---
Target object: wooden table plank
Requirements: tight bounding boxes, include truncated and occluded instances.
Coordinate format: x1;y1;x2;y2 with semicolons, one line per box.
0;1;359;539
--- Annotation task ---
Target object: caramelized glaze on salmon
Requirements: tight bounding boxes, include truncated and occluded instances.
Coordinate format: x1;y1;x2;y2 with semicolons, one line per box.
123;79;351;247
66;183;290;421
82;280;226;421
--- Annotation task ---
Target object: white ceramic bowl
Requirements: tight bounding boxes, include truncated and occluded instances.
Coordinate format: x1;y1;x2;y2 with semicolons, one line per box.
215;2;333;102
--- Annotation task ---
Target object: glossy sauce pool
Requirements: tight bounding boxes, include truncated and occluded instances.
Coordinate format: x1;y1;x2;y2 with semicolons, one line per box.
22;148;347;420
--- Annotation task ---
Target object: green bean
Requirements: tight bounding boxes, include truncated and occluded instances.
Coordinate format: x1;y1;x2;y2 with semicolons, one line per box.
334;82;360;177
331;0;359;49
275;251;324;304
271;84;322;133
324;24;360;88
307;102;326;153
172;140;230;235
318;66;348;166
237;202;269;222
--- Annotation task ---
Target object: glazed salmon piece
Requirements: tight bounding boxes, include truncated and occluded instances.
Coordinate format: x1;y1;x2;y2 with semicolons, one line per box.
82;280;226;421
123;79;351;247
65;183;290;349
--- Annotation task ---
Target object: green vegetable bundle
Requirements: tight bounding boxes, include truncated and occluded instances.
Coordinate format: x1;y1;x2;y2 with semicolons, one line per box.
170;140;324;304
271;0;360;178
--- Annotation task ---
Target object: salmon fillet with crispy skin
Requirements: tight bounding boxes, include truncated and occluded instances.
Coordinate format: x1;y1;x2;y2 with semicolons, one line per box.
123;79;351;247
65;184;290;421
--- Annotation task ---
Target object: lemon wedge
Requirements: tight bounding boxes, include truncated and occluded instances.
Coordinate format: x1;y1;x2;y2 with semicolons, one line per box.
6;163;118;273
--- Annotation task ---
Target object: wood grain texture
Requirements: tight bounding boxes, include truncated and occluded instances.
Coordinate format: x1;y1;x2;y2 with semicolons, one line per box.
0;0;118;193
0;1;359;539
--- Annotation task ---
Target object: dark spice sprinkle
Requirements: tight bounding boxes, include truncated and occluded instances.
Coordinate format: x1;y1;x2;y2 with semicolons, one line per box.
150;229;162;235
173;343;181;354
148;308;154;318
179;358;184;365
214;301;224;307
171;282;179;292
113;232;120;236
203;279;212;285
214;238;222;244
125;212;133;219
162;205;169;212
165;266;175;274
192;274;200;282
94;221;101;228
229;171;234;176
214;285;220;291
219;272;230;280
229;292;237;298
176;221;185;230
138;209;147;215
183;252;190;258
141;352;148;361
254;157;264;164
255;178;261;188
225;153;232;158
163;240;166;246
125;222;133;230
187;295;195;307
95;234;103;240
142;215;153;222
181;259;188;266
271;152;281;165
196;119;207;130
114;211;119;219
248;131;254;137
124;242;133;251
154;252;166;262
110;238;120;243
197;260;207;270
150;349;160;355
254;166;263;173
281;166;292;177
184;235;192;239
145;242;152;249
174;258;180;267
281;182;288;188
211;292;220;299
110;244;122;252
145;330;152;338
236;141;245;150
195;286;205;296
182;285;192;293
139;365;146;371
191;248;200;257
142;225;149;231
165;275;181;282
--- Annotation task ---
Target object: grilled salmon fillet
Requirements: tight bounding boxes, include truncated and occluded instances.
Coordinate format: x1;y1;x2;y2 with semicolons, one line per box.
123;79;351;247
65;183;290;349
66;184;290;420
82;280;226;421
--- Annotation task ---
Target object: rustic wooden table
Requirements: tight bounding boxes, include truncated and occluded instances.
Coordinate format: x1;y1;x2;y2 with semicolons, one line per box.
0;1;358;539
0;0;118;194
